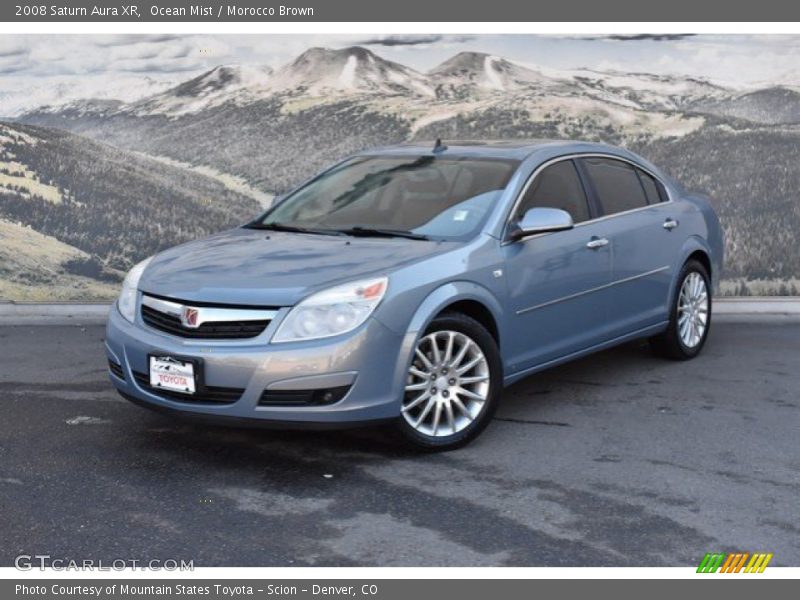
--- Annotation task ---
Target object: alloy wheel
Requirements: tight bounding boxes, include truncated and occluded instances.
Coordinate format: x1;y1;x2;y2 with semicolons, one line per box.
677;271;709;348
402;330;490;437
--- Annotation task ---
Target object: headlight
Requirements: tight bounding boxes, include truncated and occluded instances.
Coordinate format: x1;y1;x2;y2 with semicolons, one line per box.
117;257;153;323
272;276;388;343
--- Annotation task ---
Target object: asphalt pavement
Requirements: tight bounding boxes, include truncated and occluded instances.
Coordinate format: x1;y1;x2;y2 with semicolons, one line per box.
1;317;798;567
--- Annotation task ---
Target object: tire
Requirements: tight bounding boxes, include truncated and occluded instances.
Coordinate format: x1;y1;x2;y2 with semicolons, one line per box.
396;312;503;451
650;259;712;360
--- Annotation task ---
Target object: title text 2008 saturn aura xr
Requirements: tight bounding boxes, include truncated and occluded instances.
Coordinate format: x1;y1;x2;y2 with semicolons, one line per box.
106;140;723;450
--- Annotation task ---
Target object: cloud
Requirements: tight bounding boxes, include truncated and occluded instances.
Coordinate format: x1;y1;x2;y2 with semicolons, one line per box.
0;52;33;75
93;34;183;47
112;58;204;74
565;34;697;42
0;39;29;58
0;47;26;58
108;41;194;62
354;34;475;47
607;34;697;42
0;63;30;74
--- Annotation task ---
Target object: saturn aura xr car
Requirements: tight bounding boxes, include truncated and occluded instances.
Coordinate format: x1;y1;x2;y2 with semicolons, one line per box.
106;140;723;450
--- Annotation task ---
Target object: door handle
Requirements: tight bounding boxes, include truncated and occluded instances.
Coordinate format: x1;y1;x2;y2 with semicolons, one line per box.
586;237;609;249
663;219;679;230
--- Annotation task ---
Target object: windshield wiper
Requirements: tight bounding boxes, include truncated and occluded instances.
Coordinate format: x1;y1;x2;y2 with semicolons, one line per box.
244;222;343;236
335;226;430;241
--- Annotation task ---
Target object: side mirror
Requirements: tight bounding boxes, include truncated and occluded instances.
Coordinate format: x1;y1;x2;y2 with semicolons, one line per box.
510;207;574;241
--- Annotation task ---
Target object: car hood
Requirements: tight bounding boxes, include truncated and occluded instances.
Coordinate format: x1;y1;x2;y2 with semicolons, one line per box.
139;228;452;307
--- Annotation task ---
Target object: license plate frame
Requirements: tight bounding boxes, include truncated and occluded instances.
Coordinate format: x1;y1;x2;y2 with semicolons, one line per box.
148;354;203;395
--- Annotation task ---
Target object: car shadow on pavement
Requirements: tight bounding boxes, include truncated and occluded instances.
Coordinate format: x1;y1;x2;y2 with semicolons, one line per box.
128;337;662;458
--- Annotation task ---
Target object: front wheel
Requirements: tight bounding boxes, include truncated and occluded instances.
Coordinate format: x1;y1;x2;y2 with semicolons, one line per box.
396;312;502;451
650;259;712;360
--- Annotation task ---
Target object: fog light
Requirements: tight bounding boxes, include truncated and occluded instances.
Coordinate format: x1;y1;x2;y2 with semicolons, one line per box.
259;385;352;406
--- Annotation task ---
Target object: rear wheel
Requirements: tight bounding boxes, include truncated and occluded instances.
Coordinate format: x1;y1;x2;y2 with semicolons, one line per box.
396;312;502;451
650;259;712;360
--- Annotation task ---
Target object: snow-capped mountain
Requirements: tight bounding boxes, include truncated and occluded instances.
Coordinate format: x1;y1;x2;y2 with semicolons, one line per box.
32;98;125;118
171;65;271;97
429;52;567;98
11;46;752;121
562;68;732;111
0;75;173;118
129;64;274;116
267;46;435;97
18;45;781;191
7;45;800;298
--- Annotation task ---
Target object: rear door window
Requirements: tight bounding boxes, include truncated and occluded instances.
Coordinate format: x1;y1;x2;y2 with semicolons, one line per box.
581;157;648;215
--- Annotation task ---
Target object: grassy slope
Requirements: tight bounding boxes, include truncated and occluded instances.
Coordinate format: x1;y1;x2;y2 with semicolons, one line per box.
0;121;261;272
0;121;267;301
0;219;118;301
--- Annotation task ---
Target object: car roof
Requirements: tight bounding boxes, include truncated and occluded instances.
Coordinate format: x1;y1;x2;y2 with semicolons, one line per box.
363;139;636;161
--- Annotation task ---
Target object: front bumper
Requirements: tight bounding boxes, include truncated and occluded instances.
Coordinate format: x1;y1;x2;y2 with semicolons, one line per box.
105;303;409;427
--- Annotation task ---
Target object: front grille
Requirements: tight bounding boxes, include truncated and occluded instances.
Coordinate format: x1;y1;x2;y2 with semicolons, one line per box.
132;371;243;405
108;360;125;380
141;304;270;340
259;385;351;407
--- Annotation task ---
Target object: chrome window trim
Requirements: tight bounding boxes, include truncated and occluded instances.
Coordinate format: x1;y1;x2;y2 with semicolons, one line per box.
502;152;674;244
516;265;670;315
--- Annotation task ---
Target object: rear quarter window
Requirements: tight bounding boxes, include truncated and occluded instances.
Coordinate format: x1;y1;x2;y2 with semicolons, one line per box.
581;157;648;215
637;168;667;204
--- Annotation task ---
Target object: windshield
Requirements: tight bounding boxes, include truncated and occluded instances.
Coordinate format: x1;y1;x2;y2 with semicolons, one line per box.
253;155;519;241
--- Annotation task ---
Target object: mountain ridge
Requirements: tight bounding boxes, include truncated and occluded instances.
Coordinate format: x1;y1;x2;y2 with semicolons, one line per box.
8;45;800;296
15;46;751;119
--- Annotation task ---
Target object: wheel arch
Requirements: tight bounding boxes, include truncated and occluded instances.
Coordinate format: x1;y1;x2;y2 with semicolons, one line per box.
405;281;505;347
392;281;506;394
676;236;715;292
436;299;500;344
686;249;712;280
666;238;715;314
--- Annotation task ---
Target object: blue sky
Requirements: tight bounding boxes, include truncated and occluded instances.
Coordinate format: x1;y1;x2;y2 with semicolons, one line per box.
1;34;798;114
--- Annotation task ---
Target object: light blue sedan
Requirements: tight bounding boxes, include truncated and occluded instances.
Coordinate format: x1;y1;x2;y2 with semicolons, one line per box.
106;140;723;450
